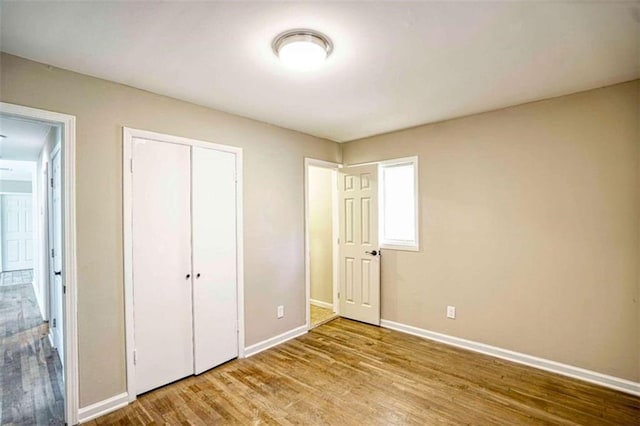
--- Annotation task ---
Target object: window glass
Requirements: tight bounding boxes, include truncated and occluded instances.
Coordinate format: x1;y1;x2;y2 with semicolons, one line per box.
380;158;418;250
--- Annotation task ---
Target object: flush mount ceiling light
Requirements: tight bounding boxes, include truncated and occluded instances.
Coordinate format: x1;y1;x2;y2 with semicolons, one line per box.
272;29;333;71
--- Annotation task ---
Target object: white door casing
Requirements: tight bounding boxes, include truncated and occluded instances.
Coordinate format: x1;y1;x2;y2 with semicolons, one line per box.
132;138;194;395
338;164;381;325
50;149;64;360
1;194;34;271
0;102;79;425
192;147;238;374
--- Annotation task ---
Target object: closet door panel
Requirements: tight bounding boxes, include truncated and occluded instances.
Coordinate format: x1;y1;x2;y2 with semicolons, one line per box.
192;147;238;374
132;138;194;394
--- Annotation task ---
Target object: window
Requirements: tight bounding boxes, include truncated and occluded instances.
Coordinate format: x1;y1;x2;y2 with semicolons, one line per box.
379;157;419;251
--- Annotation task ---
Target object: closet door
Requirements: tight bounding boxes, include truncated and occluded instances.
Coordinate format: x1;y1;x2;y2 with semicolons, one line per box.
192;147;238;374
132;138;194;394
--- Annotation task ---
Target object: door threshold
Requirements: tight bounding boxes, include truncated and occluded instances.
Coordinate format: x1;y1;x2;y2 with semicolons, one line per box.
310;314;339;330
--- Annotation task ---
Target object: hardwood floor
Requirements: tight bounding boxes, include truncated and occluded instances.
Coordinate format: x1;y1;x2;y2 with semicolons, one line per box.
90;318;639;425
310;305;337;328
0;281;64;425
0;269;34;287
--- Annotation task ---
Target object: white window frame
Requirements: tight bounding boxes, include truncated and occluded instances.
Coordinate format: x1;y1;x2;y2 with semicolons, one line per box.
379;156;419;252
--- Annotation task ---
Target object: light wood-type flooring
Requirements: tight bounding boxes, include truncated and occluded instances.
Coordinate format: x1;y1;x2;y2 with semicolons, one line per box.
0;279;64;425
310;305;337;328
89;318;638;425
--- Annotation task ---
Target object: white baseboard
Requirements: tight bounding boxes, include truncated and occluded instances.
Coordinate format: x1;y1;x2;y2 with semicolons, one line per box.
380;319;640;397
78;392;129;423
310;298;333;310
244;324;307;358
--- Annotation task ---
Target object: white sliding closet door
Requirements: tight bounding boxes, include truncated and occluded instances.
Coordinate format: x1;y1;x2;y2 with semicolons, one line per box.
132;138;194;395
192;147;238;374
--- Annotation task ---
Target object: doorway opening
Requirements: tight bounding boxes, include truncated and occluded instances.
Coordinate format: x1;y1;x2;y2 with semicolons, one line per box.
305;159;340;329
0;103;78;425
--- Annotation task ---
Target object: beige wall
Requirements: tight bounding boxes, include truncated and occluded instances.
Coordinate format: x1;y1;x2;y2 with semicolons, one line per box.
309;166;334;305
343;80;640;382
0;53;341;406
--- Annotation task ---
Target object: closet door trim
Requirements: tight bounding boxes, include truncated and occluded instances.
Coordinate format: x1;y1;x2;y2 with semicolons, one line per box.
123;127;244;403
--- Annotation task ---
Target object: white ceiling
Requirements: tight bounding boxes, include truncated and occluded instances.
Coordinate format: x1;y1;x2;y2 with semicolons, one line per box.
0;115;53;161
1;2;638;142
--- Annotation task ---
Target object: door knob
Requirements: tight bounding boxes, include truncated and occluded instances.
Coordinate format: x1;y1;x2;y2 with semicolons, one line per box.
196;273;201;278
54;271;62;276
365;250;379;256
186;274;191;279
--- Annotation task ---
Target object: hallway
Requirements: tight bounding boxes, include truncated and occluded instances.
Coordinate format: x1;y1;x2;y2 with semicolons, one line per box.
0;272;64;425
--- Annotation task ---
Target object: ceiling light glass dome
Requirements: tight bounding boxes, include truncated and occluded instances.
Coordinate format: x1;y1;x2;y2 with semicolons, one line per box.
273;29;333;71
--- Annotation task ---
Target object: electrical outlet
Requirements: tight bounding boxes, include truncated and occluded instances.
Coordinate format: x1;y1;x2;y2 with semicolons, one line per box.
277;305;284;319
446;305;456;319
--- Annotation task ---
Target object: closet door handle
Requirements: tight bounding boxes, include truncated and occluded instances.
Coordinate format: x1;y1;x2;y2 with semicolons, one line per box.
186;274;191;279
196;273;201;279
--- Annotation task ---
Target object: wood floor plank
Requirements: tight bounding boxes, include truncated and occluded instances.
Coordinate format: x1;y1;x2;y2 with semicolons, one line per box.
90;318;639;425
0;279;64;426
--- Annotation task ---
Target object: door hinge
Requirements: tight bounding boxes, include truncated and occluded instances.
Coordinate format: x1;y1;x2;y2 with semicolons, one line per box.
63;285;66;295
337;292;340;299
52;318;56;328
133;349;137;365
130;158;134;173
50;177;54;188
51;248;55;258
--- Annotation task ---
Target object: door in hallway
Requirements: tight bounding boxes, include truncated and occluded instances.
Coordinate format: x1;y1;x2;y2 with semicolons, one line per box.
49;149;64;363
1;194;34;272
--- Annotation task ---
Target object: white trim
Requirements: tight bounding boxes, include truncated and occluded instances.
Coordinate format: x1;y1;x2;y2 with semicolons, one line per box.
0;102;79;425
122;127;245;403
244;324;308;357
380;319;640;397
78;392;129;424
304;158;341;331
310;298;334;310
331;169;339;313
378;156;419;252
122;129;135;402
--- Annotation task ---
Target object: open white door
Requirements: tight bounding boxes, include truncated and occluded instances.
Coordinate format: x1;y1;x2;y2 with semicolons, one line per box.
49;149;64;362
338;164;380;325
1;194;34;271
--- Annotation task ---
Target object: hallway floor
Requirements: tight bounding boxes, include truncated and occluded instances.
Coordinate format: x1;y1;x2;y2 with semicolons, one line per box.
310;304;337;328
0;269;34;287
0;276;64;425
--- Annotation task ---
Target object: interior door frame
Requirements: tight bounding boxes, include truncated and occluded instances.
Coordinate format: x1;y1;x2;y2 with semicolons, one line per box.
47;145;64;361
123;127;245;403
0;102;79;425
304;158;341;330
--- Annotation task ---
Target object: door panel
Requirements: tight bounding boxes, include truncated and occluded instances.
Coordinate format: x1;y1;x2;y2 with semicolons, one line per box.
192;147;238;375
339;164;380;325
49;150;64;360
132;138;193;395
2;194;34;271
